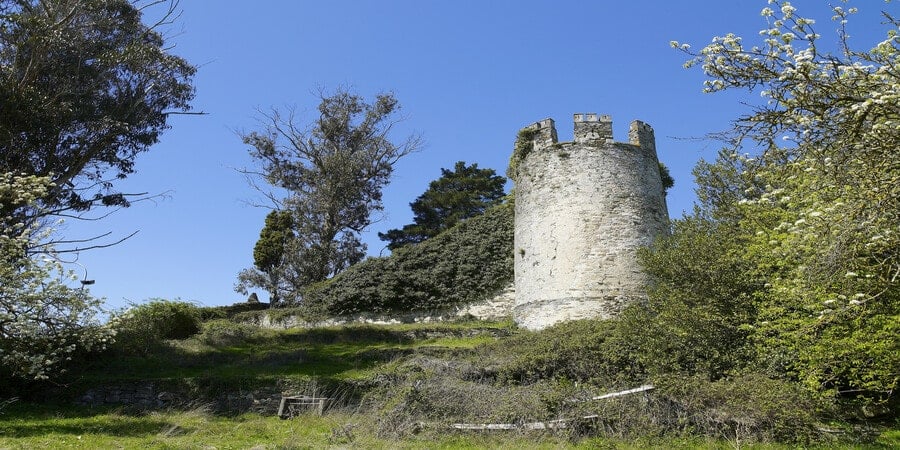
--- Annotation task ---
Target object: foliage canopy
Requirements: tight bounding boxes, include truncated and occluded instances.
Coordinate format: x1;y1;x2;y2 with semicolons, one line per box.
0;173;112;382
236;210;294;304
378;161;506;251
658;0;899;406
239;88;422;302
0;0;195;220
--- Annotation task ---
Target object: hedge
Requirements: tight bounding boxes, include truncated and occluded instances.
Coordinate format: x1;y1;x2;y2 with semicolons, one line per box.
304;199;514;316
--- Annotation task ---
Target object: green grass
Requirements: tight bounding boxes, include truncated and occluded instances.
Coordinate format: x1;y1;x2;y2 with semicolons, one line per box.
0;402;580;449
78;321;508;385
2;403;897;449
0;403;363;449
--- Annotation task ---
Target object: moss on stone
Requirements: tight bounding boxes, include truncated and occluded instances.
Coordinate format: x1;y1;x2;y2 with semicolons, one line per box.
507;127;537;180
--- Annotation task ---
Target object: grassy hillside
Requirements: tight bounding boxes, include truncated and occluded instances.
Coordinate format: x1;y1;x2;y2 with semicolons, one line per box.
1;317;897;448
79;321;511;387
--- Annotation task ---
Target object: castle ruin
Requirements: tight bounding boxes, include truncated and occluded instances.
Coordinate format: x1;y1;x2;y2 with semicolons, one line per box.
511;114;670;330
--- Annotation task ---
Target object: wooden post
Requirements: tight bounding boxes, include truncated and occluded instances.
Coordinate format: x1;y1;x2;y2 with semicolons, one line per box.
277;397;290;419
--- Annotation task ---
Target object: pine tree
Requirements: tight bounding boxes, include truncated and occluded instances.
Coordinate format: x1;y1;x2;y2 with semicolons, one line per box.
379;161;506;250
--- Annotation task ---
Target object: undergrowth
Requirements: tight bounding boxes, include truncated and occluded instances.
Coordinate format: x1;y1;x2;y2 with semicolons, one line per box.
3;318;896;448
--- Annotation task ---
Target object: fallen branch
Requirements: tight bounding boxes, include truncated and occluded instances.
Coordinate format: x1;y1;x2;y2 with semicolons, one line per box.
591;384;654;400
450;385;655;431
451;415;599;431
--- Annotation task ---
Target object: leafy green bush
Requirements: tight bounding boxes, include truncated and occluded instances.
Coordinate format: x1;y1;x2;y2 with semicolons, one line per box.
197;302;270;321
228;306;313;327
196;319;257;347
110;299;202;354
654;373;822;444
304;199;513;316
627;217;760;380
482;319;642;386
672;2;900;411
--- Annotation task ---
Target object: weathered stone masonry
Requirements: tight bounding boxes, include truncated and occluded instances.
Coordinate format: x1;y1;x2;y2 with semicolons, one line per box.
512;114;669;330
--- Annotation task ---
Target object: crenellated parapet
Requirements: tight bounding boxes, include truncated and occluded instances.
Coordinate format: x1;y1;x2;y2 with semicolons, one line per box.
526;117;558;149
519;113;657;156
629;120;656;153
573;113;612;142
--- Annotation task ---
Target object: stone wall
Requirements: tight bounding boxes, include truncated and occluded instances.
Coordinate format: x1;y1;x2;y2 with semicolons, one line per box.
246;283;515;329
77;381;294;414
513;114;669;330
77;382;165;408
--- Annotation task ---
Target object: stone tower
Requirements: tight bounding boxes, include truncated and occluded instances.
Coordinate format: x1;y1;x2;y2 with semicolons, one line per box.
511;114;670;330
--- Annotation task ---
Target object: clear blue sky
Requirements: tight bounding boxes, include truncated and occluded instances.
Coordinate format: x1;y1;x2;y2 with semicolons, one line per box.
62;1;893;310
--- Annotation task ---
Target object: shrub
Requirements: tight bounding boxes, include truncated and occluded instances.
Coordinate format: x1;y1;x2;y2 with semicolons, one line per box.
110;299;202;354
631;217;760;380
196;319;257;347
304;200;514;316
479;319;644;387
197;301;269;321
228;306;313;328
363;354;579;438
654;373;822;444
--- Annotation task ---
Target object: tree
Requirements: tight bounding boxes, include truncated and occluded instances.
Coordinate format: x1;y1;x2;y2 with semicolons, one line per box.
0;0;195;234
235;209;294;304
378;161;506;251
0;172;113;382
632;215;760;381
667;1;899;405
239;88;422;302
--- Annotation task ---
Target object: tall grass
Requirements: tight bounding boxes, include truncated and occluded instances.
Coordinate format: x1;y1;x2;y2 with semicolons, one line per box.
2;402;896;449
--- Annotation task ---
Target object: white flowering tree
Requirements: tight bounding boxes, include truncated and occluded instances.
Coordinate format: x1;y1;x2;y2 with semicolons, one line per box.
1;173;113;382
672;1;898;404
